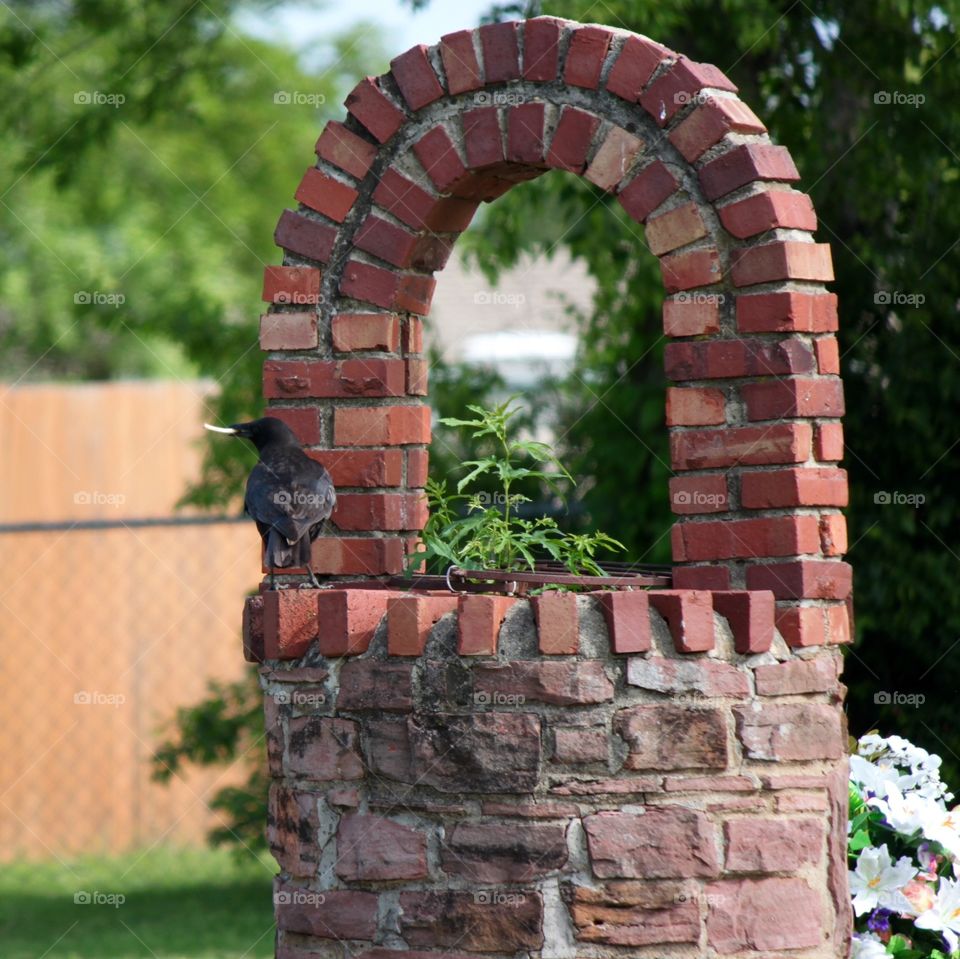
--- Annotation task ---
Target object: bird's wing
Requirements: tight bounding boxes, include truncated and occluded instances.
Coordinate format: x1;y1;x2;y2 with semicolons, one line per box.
244;456;335;544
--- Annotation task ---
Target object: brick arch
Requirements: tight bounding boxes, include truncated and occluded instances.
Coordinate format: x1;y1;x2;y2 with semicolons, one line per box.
259;16;850;649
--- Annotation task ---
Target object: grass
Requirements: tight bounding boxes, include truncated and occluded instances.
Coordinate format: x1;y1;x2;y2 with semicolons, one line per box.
0;846;276;958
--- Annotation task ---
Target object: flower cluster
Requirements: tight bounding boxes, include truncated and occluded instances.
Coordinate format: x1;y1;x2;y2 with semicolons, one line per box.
850;733;960;958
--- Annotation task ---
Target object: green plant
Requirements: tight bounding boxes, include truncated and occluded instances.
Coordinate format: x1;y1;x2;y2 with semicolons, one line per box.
410;397;623;577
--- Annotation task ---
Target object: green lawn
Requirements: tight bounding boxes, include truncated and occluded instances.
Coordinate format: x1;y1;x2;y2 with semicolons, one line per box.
0;847;276;958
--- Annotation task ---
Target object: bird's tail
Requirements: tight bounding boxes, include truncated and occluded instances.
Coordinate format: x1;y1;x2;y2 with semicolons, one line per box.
265;527;295;568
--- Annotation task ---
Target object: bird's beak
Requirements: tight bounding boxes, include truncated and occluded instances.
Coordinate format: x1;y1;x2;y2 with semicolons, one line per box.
204;423;238;435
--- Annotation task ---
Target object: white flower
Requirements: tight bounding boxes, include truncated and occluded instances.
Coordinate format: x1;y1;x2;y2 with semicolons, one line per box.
868;789;930;835
849;843;918;916
914;876;960;952
850;932;890;959
920;806;960;859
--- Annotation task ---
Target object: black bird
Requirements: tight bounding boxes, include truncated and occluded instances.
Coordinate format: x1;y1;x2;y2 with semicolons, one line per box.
204;417;335;587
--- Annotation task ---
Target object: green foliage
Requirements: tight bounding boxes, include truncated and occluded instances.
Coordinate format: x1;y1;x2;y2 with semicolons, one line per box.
411;397;623;576
152;670;267;850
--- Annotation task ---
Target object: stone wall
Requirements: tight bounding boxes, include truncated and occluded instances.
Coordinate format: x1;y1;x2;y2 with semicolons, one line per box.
253;589;850;956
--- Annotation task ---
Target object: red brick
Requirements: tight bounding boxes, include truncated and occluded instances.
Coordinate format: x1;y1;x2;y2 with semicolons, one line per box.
584;126;645;191
424;195;480;232
441;821;568;881
755;654;840;695
311;537;406;576
479;20;520;83
390;45;444;111
523;17;563;81
734;702;843;759
737;291;838;333
626;656;750;698
719;189;816;238
402;317;424;354
480;800;579;818
699;143;800;201
334;405;431;446
648;589;715;652
668;474;728;514
583;807;721;877
668;97;766;162
268;784;320;876
440;29;483;94
337;813;427;880
605;35;671;101
344;76;405;143
315;588;394;654
339;259;398;309
406;357;428;396
413;126;468;192
462;106;503;169
396;273;436;314
815;422;844;461
406;448;429;487
553;726;608;764
705;877;822;952
276;884;378;940
712;590;775;653
646;202;708;256
372;169;435;229
507;102;547;165
671;423;811;469
775;604;828;648
732;241;834;286
263;358;406;399
665;385;725;426
262;266;321;305
828;601;851;644
259;312;318;351
618;160;678;222
741;467;848;508
671;565;730;590
457;594;515;655
338;660;414;711
815;336;840;374
294;168;358;222
308;449;403;487
269;406;320;445
354;215;418;267
474;660;613;706
315;120;378;180
333;491;427;532
746;560;852;600
274;209;336;263
594;590;651;653
387;594;458;654
820;512;847;556
662;297;721;336
673;515;821;562
742;376;844;420
660;247;721;292
332;313;400;353
243;594;265;663
641;57;738;126
263;589;319;659
664;338;815;380
564;25;612;89
725;817;824;873
531;591;579;654
546;106;601;173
